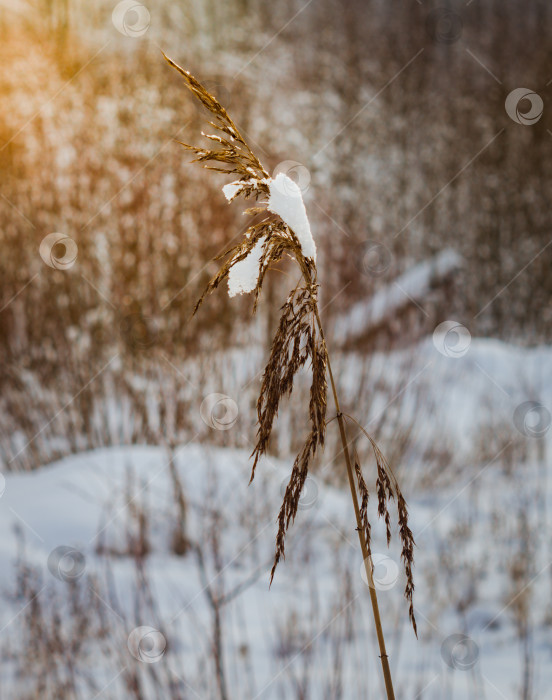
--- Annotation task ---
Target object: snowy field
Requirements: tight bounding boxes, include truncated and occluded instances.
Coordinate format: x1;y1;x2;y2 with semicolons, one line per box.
0;338;550;699
1;3;550;697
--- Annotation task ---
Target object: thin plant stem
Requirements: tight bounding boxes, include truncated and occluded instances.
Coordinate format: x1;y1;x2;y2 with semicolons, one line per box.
162;56;408;698
313;303;396;700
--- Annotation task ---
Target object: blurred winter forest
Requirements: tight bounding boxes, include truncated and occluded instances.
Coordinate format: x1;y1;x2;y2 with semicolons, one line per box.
1;1;552;698
1;0;551;467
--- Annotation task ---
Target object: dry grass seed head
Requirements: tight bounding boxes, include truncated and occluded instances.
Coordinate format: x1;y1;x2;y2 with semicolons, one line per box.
165;56;415;633
346;416;417;636
164;55;328;581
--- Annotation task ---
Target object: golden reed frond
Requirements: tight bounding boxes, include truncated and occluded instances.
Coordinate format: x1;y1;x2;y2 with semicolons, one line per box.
164;55;415;642
163;54;326;580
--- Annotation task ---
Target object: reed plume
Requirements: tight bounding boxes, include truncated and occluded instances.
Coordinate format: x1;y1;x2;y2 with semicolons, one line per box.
164;53;416;698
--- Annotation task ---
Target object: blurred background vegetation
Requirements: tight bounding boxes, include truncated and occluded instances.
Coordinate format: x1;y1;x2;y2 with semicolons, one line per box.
1;4;551;699
0;0;551;470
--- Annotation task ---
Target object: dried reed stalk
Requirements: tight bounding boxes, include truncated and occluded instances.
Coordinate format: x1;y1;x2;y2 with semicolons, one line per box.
164;54;417;698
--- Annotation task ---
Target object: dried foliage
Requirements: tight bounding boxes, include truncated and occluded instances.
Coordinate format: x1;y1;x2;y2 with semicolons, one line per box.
347;415;417;636
165;55;415;634
352;448;372;558
163;53;268;182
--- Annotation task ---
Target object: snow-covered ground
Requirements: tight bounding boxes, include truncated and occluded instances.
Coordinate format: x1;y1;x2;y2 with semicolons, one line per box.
334;248;462;344
0;333;551;700
1;336;551;699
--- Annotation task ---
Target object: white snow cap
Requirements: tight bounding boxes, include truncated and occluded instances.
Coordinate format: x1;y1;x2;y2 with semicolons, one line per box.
227;237;266;298
222;181;246;202
267;173;316;262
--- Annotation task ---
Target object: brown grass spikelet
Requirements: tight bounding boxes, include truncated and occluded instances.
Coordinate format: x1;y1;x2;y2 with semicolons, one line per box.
345;415;417;636
352;448;372;558
162;53;268;181
164;54;328;581
164;56;416;674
